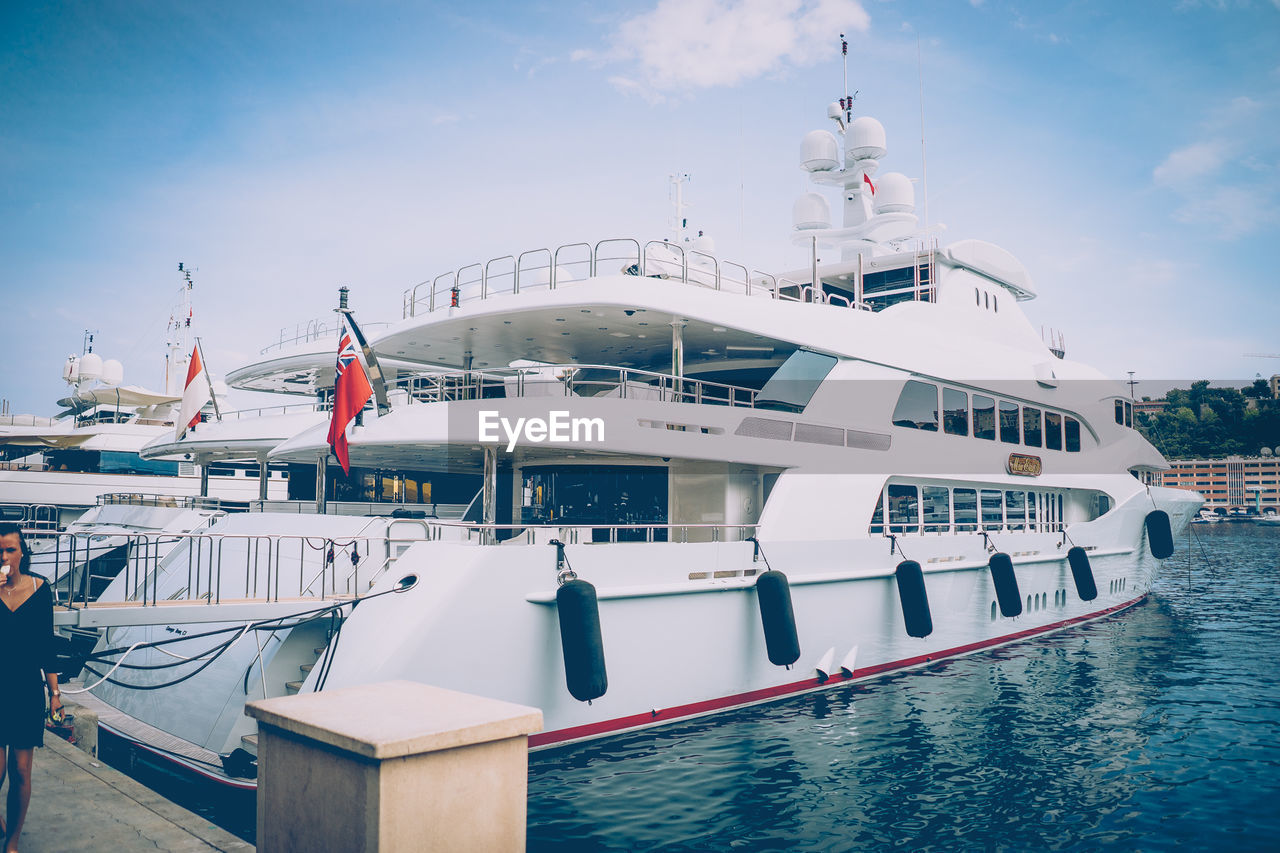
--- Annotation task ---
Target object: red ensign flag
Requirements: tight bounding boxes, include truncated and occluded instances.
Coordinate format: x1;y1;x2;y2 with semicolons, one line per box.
176;345;211;440
326;326;373;474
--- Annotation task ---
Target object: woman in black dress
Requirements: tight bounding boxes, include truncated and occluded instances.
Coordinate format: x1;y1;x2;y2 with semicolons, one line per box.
0;522;61;853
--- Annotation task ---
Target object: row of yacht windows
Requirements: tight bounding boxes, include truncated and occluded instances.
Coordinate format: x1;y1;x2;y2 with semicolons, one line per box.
869;483;1079;535
893;381;1082;451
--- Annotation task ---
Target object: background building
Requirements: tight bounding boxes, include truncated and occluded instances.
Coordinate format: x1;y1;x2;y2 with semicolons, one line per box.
1159;455;1280;514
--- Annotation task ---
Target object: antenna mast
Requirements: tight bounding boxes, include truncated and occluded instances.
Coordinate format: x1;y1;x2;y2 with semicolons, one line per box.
842;34;851;125
669;173;691;242
917;36;930;230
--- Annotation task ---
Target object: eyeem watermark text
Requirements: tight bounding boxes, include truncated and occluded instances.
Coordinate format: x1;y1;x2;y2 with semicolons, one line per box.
478;411;605;452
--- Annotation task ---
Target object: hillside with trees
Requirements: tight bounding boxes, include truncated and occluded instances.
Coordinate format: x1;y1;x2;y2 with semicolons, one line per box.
1136;380;1280;460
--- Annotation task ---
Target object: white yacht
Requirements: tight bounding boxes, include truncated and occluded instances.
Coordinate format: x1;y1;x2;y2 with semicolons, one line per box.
0;270;287;533
77;93;1201;787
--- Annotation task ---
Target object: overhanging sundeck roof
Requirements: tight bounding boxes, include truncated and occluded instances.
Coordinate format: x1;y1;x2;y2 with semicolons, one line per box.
372;277;797;370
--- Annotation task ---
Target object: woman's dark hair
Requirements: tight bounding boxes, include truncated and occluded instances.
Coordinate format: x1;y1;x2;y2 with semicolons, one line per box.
0;521;32;573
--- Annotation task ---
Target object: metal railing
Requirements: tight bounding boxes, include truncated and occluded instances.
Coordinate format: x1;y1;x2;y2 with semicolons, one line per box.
398;363;758;408
260;320;391;355
98;493;250;513
400;237;942;318
39;521;762;612
403;237;779;317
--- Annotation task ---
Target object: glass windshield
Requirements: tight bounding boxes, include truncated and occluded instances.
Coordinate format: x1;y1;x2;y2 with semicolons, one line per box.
755;350;837;413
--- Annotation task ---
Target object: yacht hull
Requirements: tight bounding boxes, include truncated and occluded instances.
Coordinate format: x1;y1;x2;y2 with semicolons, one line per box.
83;487;1198;786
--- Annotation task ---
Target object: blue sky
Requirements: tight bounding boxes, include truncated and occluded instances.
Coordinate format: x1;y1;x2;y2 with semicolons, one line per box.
2;0;1278;414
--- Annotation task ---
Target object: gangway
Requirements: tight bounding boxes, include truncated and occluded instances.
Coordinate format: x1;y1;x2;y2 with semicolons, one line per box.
53;596;358;628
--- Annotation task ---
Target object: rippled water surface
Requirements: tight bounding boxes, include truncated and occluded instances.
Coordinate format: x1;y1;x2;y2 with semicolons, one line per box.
527;525;1280;851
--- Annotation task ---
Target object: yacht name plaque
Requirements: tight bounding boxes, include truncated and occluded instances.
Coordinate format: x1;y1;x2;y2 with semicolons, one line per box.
1006;453;1043;477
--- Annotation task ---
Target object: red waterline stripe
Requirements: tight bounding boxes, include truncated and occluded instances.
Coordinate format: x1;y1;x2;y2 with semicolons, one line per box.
529;594;1147;748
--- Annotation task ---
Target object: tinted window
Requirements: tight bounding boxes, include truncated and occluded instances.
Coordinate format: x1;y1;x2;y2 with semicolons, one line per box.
954;488;977;532
755;350;837;413
1005;490;1026;531
1023;407;1042;447
1115;400;1124;424
887;484;919;533
1045;412;1063;451
893;381;939;431
1124;401;1133;427
1065;417;1081;452
973;395;995;440
869;491;885;534
943;388;968;436
923;486;950;532
999;401;1020;444
981;489;1003;529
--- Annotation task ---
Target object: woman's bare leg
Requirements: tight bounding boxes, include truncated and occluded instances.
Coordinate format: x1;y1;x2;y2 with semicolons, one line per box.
0;746;7;841
4;748;32;853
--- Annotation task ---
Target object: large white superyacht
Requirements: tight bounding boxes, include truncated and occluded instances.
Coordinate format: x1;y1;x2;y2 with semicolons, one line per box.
74;93;1201;787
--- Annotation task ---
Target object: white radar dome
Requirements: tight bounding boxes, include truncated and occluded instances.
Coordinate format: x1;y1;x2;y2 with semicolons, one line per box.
62;356;78;384
873;172;914;214
77;352;103;382
800;130;839;172
792;192;831;230
846;117;887;162
101;359;124;386
690;232;716;254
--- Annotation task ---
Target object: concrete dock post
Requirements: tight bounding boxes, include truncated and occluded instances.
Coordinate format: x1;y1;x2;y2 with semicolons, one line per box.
246;680;542;853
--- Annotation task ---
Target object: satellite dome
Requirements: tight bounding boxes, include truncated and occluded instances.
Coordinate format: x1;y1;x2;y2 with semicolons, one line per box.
690;232;716;254
62;356;78;384
102;359;124;386
793;193;831;230
77;352;103;382
800;130;839;172
846;117;886;162
873;172;914;214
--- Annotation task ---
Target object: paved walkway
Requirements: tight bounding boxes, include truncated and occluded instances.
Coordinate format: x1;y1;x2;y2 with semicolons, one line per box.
4;734;253;852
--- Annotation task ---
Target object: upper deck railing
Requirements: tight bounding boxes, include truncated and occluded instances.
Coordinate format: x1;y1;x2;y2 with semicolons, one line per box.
260;320;392;355
400;237;938;318
394;363;759;408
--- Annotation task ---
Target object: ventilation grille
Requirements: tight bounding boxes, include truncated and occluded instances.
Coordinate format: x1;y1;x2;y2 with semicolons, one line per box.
734;417;794;440
794;422;845;446
845;429;892;451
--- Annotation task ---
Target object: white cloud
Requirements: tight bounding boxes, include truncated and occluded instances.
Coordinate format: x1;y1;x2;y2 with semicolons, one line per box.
1169;185;1275;240
581;0;870;96
1152;140;1229;186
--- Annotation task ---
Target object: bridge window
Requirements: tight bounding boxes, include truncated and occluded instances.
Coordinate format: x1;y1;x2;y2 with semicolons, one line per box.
1023;407;1042;448
1045;412;1063;451
999;401;1020;444
943;388;969;436
1065;417;1081;452
893;381;939;431
974;395;996;440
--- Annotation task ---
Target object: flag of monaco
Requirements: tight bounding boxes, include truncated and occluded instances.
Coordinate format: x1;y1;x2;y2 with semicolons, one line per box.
176;344;211;440
326;325;373;474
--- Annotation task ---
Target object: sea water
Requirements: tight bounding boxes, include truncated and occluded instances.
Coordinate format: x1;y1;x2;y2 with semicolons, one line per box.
527;524;1280;851
106;525;1280;850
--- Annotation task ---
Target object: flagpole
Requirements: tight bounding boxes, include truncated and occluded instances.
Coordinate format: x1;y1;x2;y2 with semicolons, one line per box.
195;337;222;420
336;287;391;416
